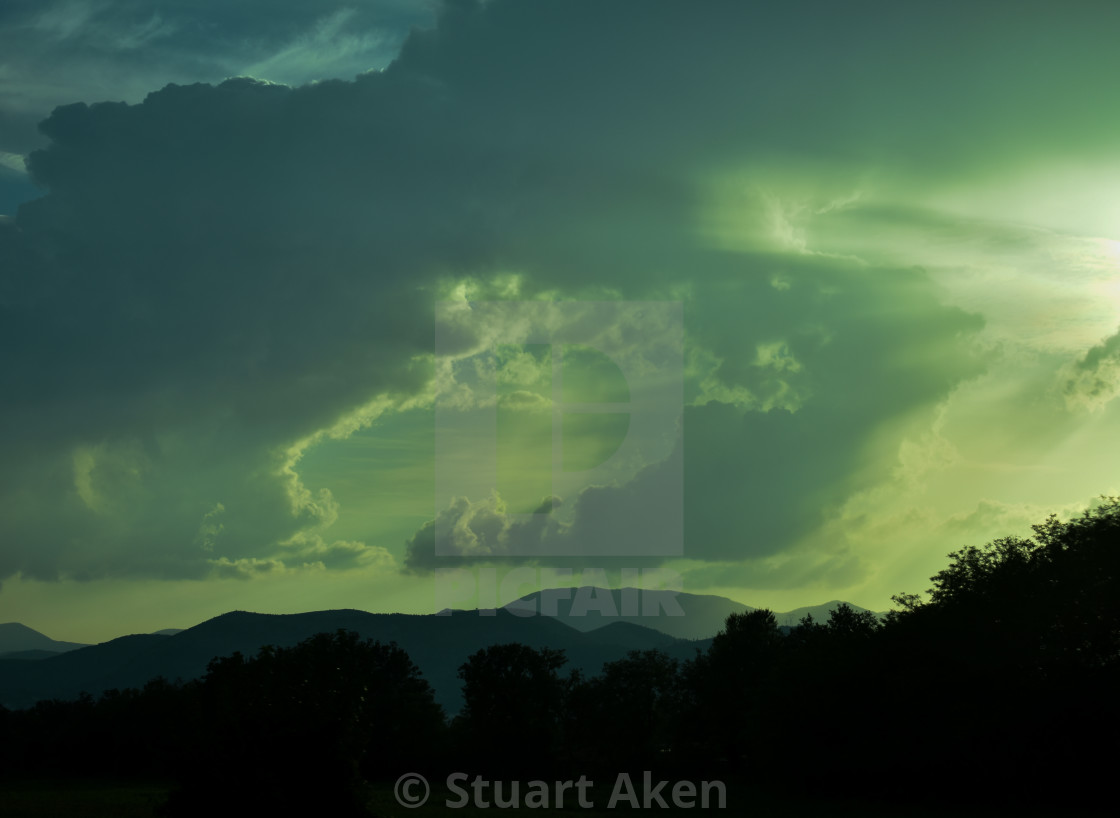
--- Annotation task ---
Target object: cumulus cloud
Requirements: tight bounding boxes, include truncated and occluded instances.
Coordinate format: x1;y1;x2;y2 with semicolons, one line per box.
403;493;559;571
0;0;436;156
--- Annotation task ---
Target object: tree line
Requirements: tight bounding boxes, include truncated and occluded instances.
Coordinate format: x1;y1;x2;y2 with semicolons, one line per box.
0;499;1116;814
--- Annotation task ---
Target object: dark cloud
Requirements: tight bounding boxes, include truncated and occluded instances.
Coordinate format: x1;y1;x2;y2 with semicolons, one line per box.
403;434;685;574
1;75;447;582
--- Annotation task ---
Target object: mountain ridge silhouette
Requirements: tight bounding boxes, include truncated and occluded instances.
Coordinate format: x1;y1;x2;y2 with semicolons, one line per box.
0;622;90;656
0;592;881;712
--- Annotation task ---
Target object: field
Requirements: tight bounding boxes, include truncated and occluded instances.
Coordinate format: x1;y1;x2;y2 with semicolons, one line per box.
0;779;171;818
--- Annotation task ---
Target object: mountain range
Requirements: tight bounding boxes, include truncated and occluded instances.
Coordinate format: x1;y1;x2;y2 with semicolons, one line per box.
0;590;881;713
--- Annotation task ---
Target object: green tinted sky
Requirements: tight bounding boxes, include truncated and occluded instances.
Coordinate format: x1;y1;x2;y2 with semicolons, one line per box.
0;0;1118;641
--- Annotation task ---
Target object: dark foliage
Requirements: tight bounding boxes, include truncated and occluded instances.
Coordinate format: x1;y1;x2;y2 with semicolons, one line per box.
452;642;571;777
564;648;684;774
163;630;444;816
1;630;444;817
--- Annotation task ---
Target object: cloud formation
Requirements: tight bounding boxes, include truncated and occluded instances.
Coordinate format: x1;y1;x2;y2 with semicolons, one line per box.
1064;328;1120;412
1;0;1117;604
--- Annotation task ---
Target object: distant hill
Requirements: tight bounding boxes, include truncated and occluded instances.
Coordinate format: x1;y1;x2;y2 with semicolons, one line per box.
772;600;885;627
0;623;89;657
0;609;701;713
505;587;753;640
504;587;883;639
152;628;184;636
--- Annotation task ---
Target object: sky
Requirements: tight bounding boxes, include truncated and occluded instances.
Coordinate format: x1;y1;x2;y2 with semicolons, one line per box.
1;0;1118;643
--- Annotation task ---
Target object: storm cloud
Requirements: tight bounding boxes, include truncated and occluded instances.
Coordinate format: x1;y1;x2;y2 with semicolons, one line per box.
0;0;1116;607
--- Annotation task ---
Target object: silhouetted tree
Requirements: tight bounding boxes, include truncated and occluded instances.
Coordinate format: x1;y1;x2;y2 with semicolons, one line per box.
870;498;1120;803
678;609;783;773
825;603;880;639
455;643;568;775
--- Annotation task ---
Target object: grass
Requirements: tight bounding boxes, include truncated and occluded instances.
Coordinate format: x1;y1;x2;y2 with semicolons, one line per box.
0;778;171;818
